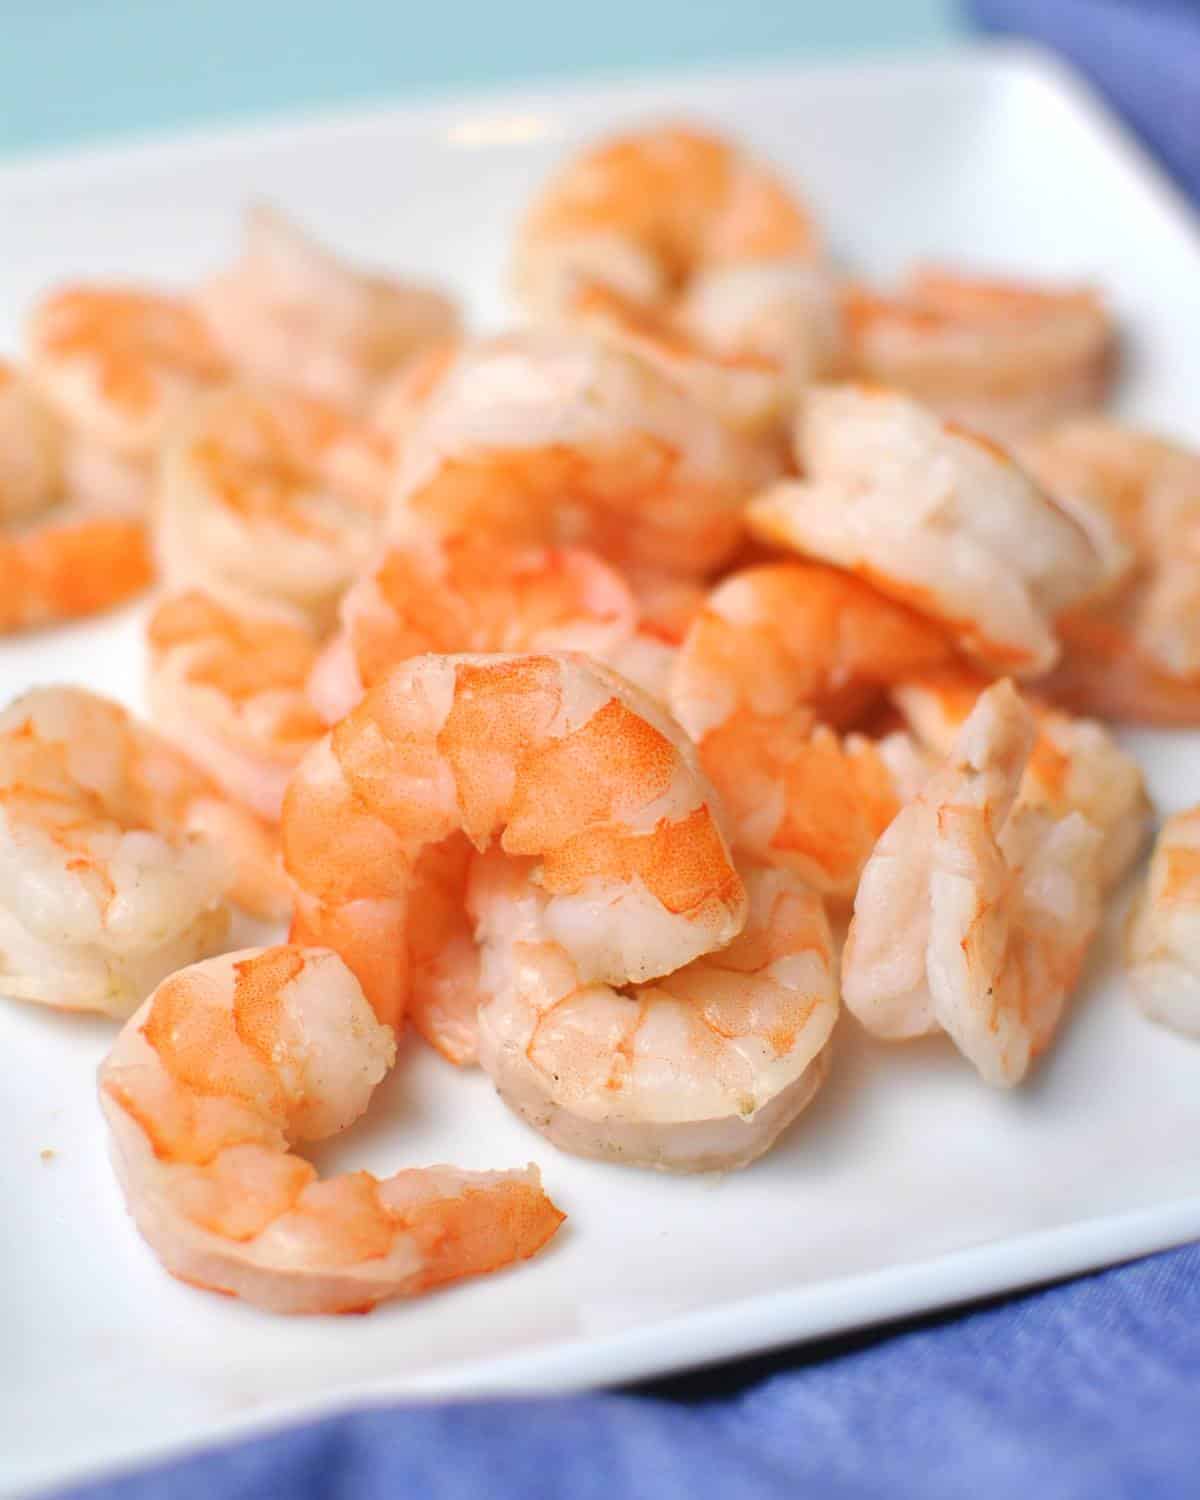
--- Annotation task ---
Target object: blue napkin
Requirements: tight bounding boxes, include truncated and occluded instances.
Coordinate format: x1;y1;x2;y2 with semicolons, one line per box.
63;1245;1200;1499
971;0;1200;203
57;6;1200;1497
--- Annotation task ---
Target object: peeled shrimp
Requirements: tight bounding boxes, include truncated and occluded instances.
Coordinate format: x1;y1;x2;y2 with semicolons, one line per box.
1021;418;1200;724
697;716;923;900
891;669;1149;890
513;125;830;433
664;562;950;895
474;854;837;1171
843;680;1104;1086
515;124;818;312
387;333;771;577
307;534;636;726
146;591;326;822
0;688;232;1016
551;275;841;438
747;385;1106;675
198;203;460;408
1126;809;1200;1038
671;561;956;740
282;653;746;1030
0;360;153;632
406;834;484;1065
844;267;1115;440
27;285;228;506
157;384;389;630
99;945;563;1313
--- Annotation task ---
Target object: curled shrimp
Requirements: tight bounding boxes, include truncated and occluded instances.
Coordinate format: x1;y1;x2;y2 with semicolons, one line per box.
198;203;460;408
513;124;832;434
551;275;841;439
891;668;1150;890
843;266;1115;440
842;680;1105;1086
514;123;819;314
670;561;956;738
747;385;1107;676
387;333;771;577
99;945;564;1314
27;285;228;477
307;534;637;726
0;688;233;1016
1126;808;1200;1038
664;561;951;896
146;591;326;822
0;360;153;632
282;652;747;1030
157;384;389;629
474;854;837;1171
1021;418;1200;724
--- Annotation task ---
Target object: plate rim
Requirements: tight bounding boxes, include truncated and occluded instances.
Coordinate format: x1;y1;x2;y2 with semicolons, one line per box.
19;1193;1200;1497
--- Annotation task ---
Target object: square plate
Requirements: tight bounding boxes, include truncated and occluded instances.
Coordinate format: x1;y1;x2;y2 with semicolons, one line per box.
3;42;1200;1497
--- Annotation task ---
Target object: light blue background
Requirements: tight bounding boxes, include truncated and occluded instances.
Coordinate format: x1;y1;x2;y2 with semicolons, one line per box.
1;1;958;157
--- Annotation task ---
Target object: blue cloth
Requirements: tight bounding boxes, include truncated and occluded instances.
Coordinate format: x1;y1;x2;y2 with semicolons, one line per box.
54;6;1200;1498
62;1245;1200;1499
971;0;1200;203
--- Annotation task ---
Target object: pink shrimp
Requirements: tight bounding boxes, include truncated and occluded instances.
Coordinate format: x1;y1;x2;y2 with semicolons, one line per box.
307;534;637;725
100;945;563;1313
281;653;746;1030
387;333;774;578
843;267;1115;440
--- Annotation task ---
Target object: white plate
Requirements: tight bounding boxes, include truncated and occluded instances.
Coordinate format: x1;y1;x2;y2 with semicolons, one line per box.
3;42;1200;1498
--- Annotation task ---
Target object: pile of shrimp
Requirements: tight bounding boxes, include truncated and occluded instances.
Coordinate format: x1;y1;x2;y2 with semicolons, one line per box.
2;119;1196;1318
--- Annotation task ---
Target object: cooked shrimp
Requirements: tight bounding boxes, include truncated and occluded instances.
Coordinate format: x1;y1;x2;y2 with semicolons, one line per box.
157;384;389;629
843;680;1105;1086
27;284;227;464
307;534;636;725
0;688;231;1016
99;945;563;1313
701;716;921;900
407;834;483;1065
513;125;830;434
891;668;1150;889
676;259;845;390
844;267;1115;440
387;333;770;577
663;562;950;895
747;385;1106;675
515;124;819;310
282;653;747;1030
147;591;326;822
671;561;956;739
0;360;154;632
473;854;836;1171
1021;418;1200;724
0;513;153;635
551;279;831;438
1126;808;1200;1038
198;203;460;408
